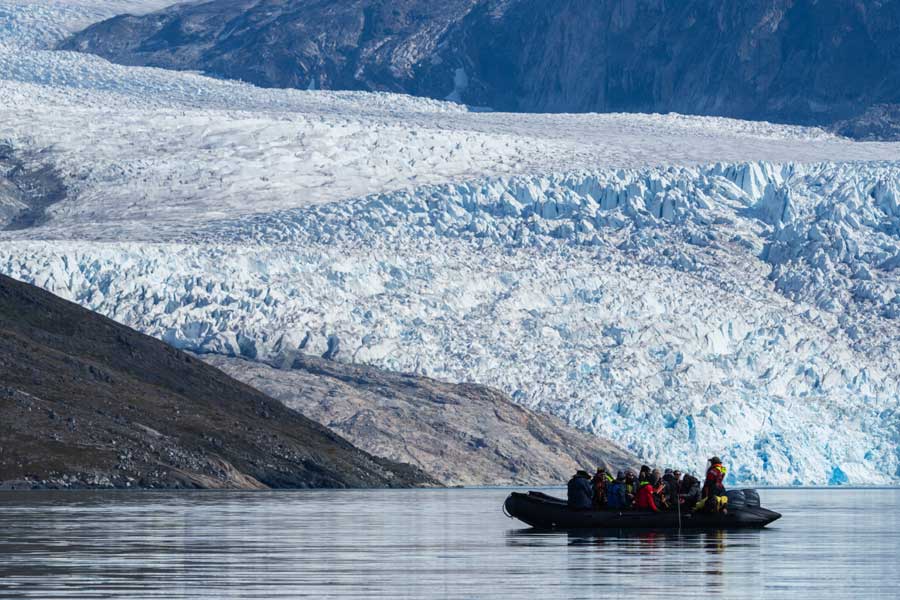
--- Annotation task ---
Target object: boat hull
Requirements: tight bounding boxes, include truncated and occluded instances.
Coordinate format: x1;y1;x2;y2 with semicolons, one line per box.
504;491;781;530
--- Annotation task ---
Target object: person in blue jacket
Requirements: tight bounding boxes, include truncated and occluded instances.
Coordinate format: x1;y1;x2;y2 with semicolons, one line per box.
567;470;593;509
606;471;628;509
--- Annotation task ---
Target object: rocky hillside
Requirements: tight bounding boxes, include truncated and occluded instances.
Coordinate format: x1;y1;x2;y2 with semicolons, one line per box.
0;274;434;490
60;0;478;92
0;143;67;230
831;104;900;141
62;0;900;130
203;354;637;487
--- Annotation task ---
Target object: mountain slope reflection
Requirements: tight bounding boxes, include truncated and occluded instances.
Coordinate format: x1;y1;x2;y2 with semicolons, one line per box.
1;488;897;599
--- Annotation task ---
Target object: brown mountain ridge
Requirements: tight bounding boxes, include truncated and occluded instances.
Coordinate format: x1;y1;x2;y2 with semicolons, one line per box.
0;273;434;489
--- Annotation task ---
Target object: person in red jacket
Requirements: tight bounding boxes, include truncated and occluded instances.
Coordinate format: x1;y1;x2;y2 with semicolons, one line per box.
702;456;728;512
634;475;661;512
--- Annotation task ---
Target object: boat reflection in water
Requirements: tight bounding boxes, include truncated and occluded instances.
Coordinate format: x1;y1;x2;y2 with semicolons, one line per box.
505;527;747;592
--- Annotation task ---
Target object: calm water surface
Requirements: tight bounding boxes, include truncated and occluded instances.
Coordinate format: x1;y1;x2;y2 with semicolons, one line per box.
1;488;899;599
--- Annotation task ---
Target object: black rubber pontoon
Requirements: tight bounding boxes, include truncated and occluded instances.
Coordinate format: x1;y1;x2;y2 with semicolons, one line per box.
504;490;781;530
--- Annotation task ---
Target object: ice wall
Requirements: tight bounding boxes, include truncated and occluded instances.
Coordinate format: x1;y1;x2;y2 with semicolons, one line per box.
3;160;899;484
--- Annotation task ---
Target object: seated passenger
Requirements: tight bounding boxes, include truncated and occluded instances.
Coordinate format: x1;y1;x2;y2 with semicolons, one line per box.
634;475;660;512
661;469;679;509
624;470;637;505
651;469;668;509
607;472;628;509
638;465;651;484
591;465;613;508
567;470;594;510
679;474;701;509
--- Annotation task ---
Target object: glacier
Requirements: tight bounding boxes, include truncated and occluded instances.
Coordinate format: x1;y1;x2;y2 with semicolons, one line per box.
1;1;899;485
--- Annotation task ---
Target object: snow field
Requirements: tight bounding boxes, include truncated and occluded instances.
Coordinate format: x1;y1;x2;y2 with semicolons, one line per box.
3;2;900;240
0;1;177;51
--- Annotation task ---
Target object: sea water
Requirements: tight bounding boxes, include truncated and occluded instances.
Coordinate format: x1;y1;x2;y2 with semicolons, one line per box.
1;488;898;599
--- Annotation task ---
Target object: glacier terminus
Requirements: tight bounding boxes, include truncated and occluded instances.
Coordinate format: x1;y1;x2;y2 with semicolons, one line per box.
2;0;899;486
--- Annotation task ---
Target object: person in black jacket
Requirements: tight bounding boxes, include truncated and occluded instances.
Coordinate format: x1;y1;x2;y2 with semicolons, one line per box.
661;469;680;510
624;470;637;505
680;474;702;510
638;465;651;484
567;470;594;510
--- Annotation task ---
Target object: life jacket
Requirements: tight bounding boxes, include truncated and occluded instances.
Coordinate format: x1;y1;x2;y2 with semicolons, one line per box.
592;471;613;494
695;494;728;513
704;464;727;496
591;474;606;502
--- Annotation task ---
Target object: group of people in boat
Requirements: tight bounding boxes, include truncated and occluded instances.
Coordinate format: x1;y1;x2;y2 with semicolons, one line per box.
567;456;728;513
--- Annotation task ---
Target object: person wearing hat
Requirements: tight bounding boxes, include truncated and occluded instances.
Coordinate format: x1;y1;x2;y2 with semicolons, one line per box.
701;456;728;512
567;469;594;510
623;470;637;505
591;464;614;508
638;465;651;484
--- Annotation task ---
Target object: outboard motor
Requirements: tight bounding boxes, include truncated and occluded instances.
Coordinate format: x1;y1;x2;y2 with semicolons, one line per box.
741;489;761;508
725;489;746;510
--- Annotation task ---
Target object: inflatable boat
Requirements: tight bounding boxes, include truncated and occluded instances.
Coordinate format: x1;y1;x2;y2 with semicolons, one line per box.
503;490;781;530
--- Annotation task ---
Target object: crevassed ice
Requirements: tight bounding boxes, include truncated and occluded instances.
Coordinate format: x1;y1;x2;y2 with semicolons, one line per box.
3;160;899;485
3;0;899;485
0;1;178;51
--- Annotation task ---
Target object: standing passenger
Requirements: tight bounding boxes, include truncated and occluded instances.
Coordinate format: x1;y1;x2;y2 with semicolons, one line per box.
701;457;728;512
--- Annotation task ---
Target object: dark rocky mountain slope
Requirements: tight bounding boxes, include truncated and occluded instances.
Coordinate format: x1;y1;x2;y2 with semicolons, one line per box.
203;354;638;487
0;144;67;231
0;274;433;490
63;0;900;131
62;0;478;93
